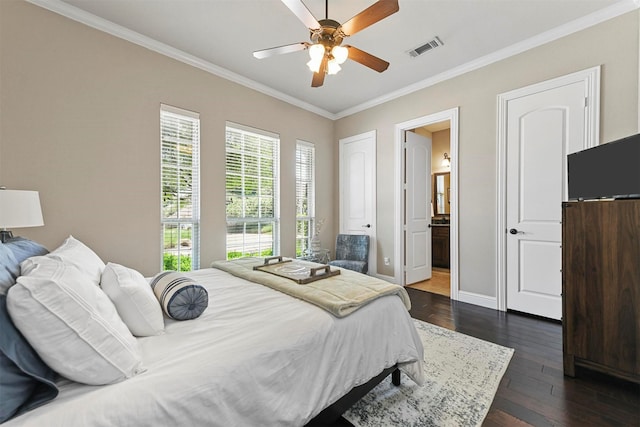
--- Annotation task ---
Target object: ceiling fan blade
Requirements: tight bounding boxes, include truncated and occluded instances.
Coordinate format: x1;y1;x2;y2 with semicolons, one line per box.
340;0;399;36
345;45;389;72
281;0;320;29
311;56;328;87
253;42;309;59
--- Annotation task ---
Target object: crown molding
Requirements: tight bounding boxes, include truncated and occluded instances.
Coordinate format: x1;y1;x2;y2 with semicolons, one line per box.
25;0;336;120
334;0;640;119
27;0;639;121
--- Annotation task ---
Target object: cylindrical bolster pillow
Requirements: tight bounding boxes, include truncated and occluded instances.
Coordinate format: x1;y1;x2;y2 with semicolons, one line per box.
150;272;208;320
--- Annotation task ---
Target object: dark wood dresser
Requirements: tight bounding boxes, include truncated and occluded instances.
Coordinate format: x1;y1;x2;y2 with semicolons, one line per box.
561;199;640;383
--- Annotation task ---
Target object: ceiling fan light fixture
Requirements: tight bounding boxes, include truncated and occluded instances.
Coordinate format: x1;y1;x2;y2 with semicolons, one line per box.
255;0;399;87
332;45;348;64
327;59;341;75
307;58;322;73
308;43;325;60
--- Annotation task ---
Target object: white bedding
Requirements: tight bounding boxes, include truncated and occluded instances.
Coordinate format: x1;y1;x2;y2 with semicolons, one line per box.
6;268;425;426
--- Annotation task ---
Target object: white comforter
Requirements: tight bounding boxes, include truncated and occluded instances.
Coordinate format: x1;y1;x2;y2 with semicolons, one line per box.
6;268;425;427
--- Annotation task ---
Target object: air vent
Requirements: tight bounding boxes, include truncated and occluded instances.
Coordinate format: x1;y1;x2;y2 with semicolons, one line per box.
408;36;444;57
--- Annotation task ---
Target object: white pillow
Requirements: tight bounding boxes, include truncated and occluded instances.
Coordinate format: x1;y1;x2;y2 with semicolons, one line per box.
101;262;165;337
21;235;105;286
7;260;143;385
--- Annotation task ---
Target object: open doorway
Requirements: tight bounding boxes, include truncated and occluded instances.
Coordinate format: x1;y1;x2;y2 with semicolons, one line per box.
409;123;451;296
394;108;459;300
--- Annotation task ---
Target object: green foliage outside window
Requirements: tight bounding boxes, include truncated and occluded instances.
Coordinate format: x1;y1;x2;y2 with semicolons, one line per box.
226;248;273;260
163;253;192;272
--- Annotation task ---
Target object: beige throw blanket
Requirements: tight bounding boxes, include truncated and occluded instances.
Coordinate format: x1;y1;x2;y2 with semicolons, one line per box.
211;258;411;317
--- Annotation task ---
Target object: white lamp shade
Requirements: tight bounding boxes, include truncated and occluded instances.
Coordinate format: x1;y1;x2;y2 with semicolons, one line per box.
307;58;322;73
0;190;44;228
332;45;348;64
327;59;341;75
308;44;325;60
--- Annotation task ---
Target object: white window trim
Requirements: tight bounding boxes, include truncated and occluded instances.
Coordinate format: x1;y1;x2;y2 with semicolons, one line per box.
225;122;280;258
160;103;200;270
296;140;315;256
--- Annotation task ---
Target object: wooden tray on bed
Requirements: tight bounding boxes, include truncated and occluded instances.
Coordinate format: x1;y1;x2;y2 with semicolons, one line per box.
253;256;340;284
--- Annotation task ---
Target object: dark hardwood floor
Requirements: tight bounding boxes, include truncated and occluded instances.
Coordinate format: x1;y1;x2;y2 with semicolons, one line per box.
411;288;640;426
334;288;640;426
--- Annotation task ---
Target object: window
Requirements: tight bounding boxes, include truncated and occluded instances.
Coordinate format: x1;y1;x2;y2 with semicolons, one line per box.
225;122;280;259
296;141;315;256
160;104;200;271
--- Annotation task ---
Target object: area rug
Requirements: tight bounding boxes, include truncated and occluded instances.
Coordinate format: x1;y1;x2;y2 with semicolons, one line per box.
343;319;514;427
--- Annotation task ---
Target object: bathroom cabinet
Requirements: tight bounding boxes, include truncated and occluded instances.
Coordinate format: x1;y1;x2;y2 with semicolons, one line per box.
431;225;450;268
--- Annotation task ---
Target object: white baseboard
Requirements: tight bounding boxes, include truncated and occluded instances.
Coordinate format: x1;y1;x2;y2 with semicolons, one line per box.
456;291;500;311
373;273;396;283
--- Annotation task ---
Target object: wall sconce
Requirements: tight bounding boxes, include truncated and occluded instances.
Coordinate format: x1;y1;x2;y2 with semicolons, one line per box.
0;188;44;243
442;153;451;167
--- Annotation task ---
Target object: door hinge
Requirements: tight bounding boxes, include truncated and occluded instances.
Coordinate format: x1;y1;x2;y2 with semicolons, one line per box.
584;97;588;108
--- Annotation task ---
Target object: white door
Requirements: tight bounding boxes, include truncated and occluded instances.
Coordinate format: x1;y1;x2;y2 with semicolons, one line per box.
505;80;591;320
339;131;376;273
405;131;432;284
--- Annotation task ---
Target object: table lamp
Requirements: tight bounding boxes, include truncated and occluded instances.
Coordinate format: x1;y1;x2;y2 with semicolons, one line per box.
0;188;44;243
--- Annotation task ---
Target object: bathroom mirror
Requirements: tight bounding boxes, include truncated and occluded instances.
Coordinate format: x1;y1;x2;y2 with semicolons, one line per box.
433;172;450;215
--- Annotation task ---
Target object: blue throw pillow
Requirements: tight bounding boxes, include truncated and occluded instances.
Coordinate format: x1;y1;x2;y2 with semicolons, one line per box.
0;244;20;295
0;295;58;423
3;237;49;265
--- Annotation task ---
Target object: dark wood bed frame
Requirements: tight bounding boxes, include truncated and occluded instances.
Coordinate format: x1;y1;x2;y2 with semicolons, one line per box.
307;366;401;425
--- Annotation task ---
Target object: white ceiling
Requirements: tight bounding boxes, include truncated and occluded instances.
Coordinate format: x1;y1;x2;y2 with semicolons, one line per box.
31;0;638;119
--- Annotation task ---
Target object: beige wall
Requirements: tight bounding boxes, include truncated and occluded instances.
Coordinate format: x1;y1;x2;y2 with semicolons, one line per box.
431;129;451;175
335;10;639;297
0;0;335;276
1;1;638;301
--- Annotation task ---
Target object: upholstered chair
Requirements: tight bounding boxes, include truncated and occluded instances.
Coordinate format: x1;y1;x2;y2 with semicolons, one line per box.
328;234;370;274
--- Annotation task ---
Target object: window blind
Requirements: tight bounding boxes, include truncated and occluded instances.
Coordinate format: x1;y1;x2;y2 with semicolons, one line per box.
161;104;200;271
296;141;315;256
225;122;280;259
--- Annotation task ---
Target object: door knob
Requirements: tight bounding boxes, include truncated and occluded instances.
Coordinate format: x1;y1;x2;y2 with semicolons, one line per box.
362;224;371;228
509;228;522;235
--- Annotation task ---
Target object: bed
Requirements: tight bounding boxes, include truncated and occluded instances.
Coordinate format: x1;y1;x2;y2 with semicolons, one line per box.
1;237;425;426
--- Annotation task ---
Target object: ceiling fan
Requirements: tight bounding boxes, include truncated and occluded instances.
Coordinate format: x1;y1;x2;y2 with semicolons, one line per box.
253;0;399;87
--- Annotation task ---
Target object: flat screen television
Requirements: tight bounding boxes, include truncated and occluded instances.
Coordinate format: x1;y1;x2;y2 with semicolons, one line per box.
567;133;640;201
